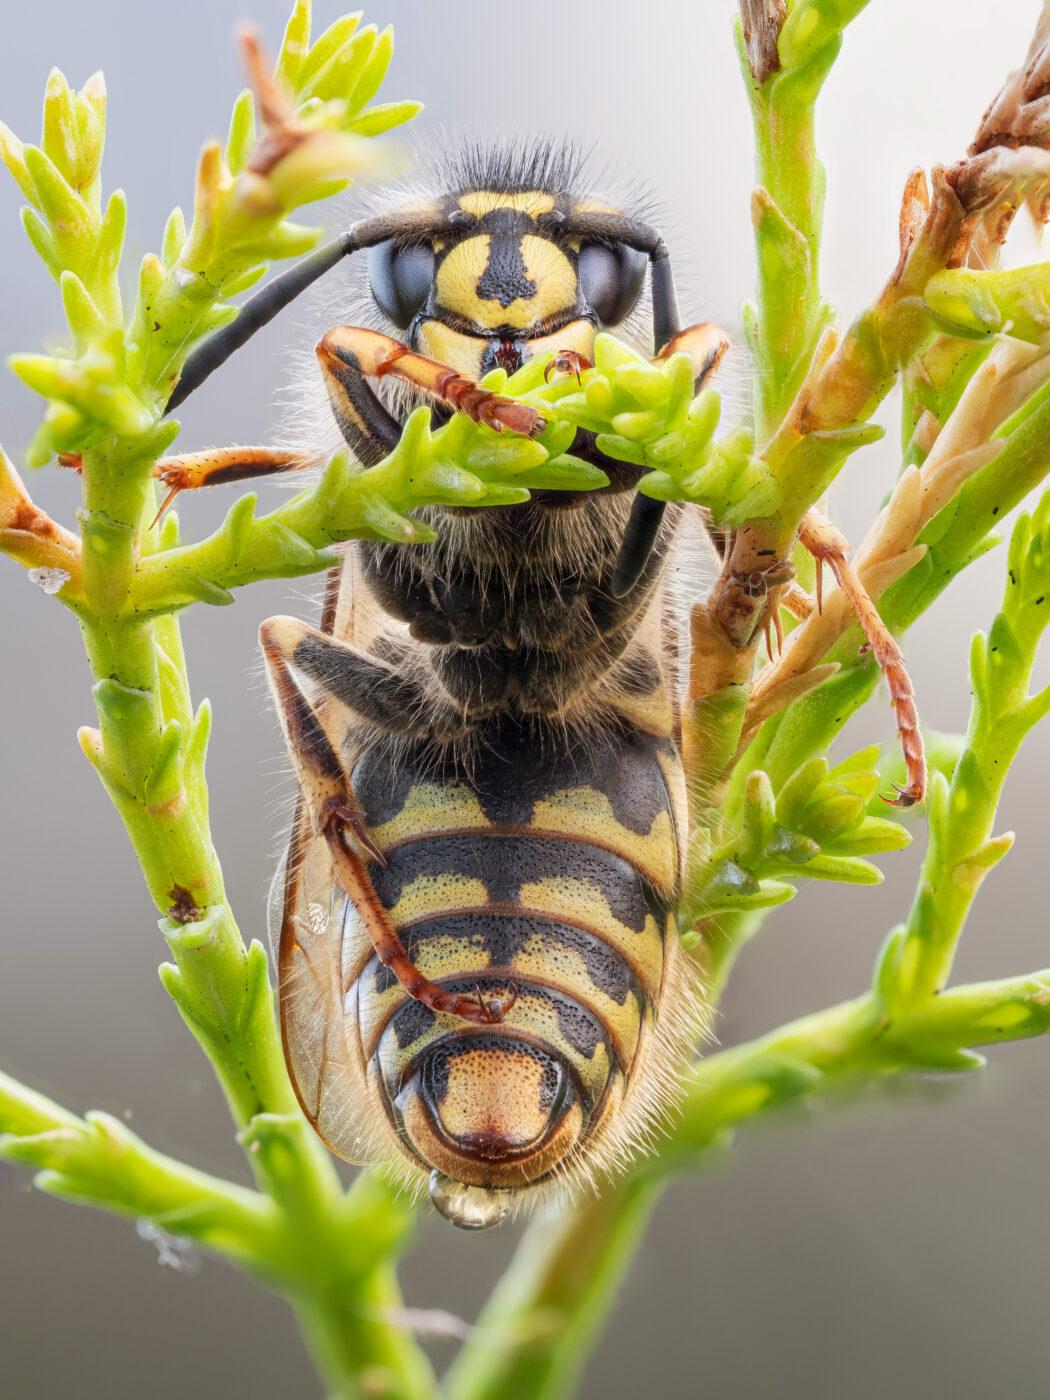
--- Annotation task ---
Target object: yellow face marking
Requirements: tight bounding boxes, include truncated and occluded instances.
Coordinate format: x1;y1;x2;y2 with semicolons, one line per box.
434;235;577;331
416;319;486;377
433;238;494;324
458;190;557;217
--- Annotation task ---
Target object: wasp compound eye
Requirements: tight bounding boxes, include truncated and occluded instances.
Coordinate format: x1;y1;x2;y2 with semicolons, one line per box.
578;241;648;326
368;240;436;329
397;1036;583;1198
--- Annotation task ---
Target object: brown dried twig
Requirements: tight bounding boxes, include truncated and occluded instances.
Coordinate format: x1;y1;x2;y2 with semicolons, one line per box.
743;335;1050;746
0;448;82;601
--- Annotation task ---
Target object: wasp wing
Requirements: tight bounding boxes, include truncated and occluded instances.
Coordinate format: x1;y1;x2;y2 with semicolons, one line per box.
266;553;390;1166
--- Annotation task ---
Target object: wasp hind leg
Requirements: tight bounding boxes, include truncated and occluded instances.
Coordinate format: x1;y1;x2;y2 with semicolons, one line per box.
268;614;471;742
797;508;926;808
259;616;512;1026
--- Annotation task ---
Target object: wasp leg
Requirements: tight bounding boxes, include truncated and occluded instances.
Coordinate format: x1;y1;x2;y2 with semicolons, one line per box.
151;446;312;522
612;320;730;599
314;337;404;467
654;322;731;382
319;327;546;439
259;617;513;1026
798;508;926;808
781;581;816;622
544;350;592;383
266;614;470;741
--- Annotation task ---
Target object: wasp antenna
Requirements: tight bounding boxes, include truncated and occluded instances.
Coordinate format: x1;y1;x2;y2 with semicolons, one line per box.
166;233;355;412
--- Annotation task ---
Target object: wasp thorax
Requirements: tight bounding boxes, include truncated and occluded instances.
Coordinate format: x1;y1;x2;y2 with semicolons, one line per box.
396;1036;584;1198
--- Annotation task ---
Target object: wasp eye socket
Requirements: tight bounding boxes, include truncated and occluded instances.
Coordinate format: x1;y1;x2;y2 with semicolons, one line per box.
368;240;436;329
578;241;648;327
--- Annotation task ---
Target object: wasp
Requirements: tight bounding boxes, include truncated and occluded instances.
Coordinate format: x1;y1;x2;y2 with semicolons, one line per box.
161;143;924;1228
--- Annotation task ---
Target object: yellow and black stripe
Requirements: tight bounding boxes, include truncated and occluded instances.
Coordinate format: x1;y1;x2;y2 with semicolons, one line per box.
339;715;680;1190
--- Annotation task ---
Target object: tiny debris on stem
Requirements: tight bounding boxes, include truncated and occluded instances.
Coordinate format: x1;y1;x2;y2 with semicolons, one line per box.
135;1220;200;1274
166;885;201;925
378;1305;475;1343
27;566;70;595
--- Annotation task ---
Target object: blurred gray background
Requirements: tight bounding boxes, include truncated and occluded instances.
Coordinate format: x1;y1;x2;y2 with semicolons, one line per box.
3;1;1050;1396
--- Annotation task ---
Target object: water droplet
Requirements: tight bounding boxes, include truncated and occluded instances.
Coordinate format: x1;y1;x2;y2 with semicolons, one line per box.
428;1171;512;1230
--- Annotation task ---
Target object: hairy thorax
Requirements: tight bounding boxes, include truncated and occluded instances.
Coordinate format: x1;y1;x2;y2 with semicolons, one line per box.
356;494;680;720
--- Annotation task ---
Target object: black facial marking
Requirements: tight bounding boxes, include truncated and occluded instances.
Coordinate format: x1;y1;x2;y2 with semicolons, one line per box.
476;235;537;309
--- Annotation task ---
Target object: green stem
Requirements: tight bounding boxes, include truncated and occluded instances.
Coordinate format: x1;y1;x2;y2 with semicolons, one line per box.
295;1262;437;1400
0;1069;276;1265
70;430;431;1396
667;967;1050;1167
444;1180;661;1400
740;16;836;440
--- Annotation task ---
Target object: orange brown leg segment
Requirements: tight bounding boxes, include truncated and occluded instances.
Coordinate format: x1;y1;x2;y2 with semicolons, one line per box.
151;446;313;522
544;350;593;383
319;326;546;439
655;321;731;385
798;508;927;808
258;615;516;1026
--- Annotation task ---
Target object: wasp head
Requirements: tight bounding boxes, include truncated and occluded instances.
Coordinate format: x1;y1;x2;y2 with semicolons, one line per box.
366;185;650;384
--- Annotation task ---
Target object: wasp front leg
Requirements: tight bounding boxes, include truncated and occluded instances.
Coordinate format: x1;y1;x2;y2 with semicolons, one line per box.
151;446;312;522
798;508;926;808
318;327;546;439
259;616;513;1026
544;349;592;382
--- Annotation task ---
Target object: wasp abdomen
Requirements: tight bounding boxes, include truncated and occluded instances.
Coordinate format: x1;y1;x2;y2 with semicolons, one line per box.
341;719;682;1191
